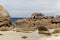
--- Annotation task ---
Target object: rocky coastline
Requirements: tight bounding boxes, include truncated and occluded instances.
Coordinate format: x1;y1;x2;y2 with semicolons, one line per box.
0;5;60;36
16;12;60;35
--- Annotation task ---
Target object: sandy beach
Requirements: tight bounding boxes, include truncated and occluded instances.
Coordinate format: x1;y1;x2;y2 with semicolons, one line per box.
0;30;59;40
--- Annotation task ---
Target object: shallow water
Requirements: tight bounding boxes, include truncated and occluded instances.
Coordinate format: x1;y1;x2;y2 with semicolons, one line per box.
11;18;24;23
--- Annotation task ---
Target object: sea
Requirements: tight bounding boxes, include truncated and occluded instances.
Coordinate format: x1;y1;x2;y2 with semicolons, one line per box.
11;18;24;23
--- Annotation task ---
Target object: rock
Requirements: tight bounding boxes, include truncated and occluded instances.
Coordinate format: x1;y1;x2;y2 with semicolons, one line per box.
32;12;44;19
38;31;51;35
47;16;54;19
21;36;27;39
0;5;14;31
42;16;48;19
32;12;44;16
55;35;59;37
52;29;60;34
16;18;38;32
38;26;51;35
38;26;48;31
16;12;60;35
51;19;60;24
0;34;3;35
56;16;60;18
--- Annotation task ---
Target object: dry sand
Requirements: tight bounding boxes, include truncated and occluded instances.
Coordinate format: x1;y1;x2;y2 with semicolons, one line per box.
0;30;60;40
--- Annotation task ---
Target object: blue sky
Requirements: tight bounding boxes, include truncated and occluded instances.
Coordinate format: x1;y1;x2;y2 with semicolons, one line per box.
0;0;60;18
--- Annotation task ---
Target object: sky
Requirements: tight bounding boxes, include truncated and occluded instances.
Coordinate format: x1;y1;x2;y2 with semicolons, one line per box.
0;0;60;18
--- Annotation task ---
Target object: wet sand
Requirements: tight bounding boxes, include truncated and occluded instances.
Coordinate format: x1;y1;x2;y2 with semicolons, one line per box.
0;30;60;40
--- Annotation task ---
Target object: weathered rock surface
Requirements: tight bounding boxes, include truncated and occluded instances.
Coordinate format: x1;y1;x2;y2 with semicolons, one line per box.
16;18;38;32
52;29;60;34
0;5;14;31
16;12;60;35
32;13;44;19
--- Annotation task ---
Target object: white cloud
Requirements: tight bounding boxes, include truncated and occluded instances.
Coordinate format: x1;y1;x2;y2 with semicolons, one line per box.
0;0;60;17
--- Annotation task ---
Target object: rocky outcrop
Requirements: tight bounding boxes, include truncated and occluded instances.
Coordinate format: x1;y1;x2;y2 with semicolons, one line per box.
16;18;38;32
0;5;14;31
16;12;60;35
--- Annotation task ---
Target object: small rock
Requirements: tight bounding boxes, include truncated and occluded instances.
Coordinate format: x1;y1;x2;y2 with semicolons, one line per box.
21;36;28;39
38;31;51;36
55;35;59;37
0;34;3;35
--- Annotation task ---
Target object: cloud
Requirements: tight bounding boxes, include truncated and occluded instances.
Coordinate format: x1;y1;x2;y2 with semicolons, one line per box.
0;0;60;17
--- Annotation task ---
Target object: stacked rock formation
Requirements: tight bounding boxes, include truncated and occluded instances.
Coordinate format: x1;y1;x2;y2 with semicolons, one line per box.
16;12;60;35
16;13;44;32
0;5;14;31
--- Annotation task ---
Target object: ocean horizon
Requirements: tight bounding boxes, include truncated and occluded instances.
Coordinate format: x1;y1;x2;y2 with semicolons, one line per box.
11;18;24;23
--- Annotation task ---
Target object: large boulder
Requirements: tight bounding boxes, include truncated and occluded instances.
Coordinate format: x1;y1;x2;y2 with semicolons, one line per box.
0;5;14;31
